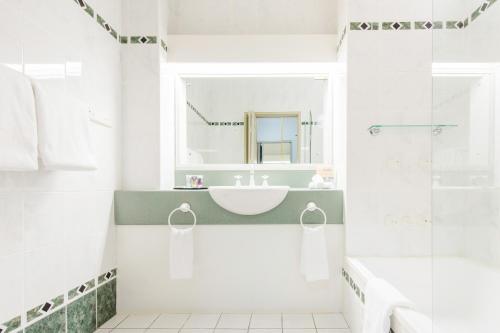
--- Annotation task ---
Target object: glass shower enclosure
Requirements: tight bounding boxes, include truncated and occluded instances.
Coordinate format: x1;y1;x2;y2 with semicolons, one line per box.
432;0;500;332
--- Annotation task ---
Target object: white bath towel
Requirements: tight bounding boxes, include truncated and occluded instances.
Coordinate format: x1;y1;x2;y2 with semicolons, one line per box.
31;80;97;170
363;278;414;333
169;228;194;280
0;65;38;171
300;226;329;282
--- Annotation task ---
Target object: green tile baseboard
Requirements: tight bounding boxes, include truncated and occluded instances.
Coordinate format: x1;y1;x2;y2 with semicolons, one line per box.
114;189;344;225
2;269;117;333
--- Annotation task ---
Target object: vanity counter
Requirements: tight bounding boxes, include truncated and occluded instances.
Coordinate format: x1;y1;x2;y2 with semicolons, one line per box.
114;189;343;225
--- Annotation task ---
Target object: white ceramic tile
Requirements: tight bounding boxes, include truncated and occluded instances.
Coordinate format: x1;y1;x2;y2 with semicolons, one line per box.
100;314;129;328
0;253;23;321
283;329;316;333
183;314;221;329
150;314;190;329
180;329;214;333
24;244;65;309
96;330;112;333
250;315;282;329
249;329;282;333
313;314;348;329
282;314;315;329
0;193;23;256
23;192;64;252
117;314;160;329
112;330;146;333
146;329;180;333
217;314;251;329
317;330;351;333
214;330;247;333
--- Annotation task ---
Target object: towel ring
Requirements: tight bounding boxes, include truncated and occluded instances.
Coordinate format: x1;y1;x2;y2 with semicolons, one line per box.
300;202;327;230
168;203;197;231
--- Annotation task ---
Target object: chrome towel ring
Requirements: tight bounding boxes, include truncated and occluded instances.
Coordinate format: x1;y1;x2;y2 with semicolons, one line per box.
168;203;197;231
300;202;327;230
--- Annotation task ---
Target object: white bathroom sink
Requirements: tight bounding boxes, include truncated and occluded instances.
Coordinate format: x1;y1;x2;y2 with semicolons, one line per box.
208;186;290;215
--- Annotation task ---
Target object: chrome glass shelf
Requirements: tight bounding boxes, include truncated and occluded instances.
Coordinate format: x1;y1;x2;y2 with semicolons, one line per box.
368;124;458;136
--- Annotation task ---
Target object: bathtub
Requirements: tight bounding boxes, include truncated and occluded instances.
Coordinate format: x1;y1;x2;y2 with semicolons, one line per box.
343;256;500;333
342;257;432;333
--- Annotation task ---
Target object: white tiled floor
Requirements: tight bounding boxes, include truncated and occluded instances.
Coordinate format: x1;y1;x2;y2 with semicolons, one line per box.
99;313;350;333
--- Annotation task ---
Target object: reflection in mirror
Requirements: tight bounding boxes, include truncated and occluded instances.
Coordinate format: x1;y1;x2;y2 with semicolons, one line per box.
177;76;331;166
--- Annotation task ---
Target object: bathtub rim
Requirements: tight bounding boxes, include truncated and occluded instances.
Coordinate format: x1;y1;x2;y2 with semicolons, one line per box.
344;256;432;333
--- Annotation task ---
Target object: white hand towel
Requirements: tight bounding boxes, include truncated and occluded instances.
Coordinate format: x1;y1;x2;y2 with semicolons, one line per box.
31;80;97;170
300;226;329;282
0;65;38;171
170;227;194;280
363;278;414;333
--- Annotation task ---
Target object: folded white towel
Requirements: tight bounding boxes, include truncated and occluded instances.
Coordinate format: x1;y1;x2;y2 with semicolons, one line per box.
0;65;38;171
300;225;329;282
31;80;97;170
169;227;194;280
363;278;414;333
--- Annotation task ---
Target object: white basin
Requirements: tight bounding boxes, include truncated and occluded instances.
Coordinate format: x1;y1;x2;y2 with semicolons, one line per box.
208;186;290;215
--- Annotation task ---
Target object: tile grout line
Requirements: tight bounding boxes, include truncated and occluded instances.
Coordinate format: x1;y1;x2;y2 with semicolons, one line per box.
178;313;192;332
311;313;317;333
247;312;253;333
147;314;161;329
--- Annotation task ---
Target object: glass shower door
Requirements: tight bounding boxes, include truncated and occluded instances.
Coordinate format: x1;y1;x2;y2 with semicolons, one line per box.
432;1;500;332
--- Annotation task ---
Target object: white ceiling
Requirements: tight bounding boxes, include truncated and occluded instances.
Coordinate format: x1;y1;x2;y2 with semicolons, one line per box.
167;0;338;35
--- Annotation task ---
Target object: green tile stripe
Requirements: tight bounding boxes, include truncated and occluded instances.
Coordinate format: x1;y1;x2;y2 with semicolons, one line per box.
70;0;168;53
27;294;64;323
26;308;66;333
114;189;344;225
130;36;158;44
0;315;21;333
97;14;118;40
72;0;94;18
350;22;379;31
382;21;411;30
98;268;117;285
342;268;365;304
336;26;347;53
161;39;168;53
68;278;96;301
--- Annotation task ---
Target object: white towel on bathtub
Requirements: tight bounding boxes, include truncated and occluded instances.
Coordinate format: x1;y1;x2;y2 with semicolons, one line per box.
0;65;39;171
300;225;329;282
363;278;414;333
169;227;194;279
31;80;97;170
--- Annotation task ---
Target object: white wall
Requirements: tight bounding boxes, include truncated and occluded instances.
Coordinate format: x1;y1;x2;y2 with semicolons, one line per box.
117;225;345;312
167;0;338;35
167;35;337;63
344;0;433;257
0;0;121;325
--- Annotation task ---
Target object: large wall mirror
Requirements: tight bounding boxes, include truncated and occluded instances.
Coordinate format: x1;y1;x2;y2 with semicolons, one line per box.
173;64;335;169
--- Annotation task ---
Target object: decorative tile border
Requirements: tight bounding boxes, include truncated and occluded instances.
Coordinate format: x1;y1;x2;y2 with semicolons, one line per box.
70;0;167;53
336;26;347;53
0;316;21;333
130;36;158;44
1;269;118;333
27;295;64;323
343;0;497;42
161;39;168;53
98;268;117;285
68;278;96;301
342;268;365;304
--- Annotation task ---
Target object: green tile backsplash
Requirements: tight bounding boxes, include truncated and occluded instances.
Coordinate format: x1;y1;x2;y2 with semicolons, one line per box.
97;279;117;328
25;308;66;333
